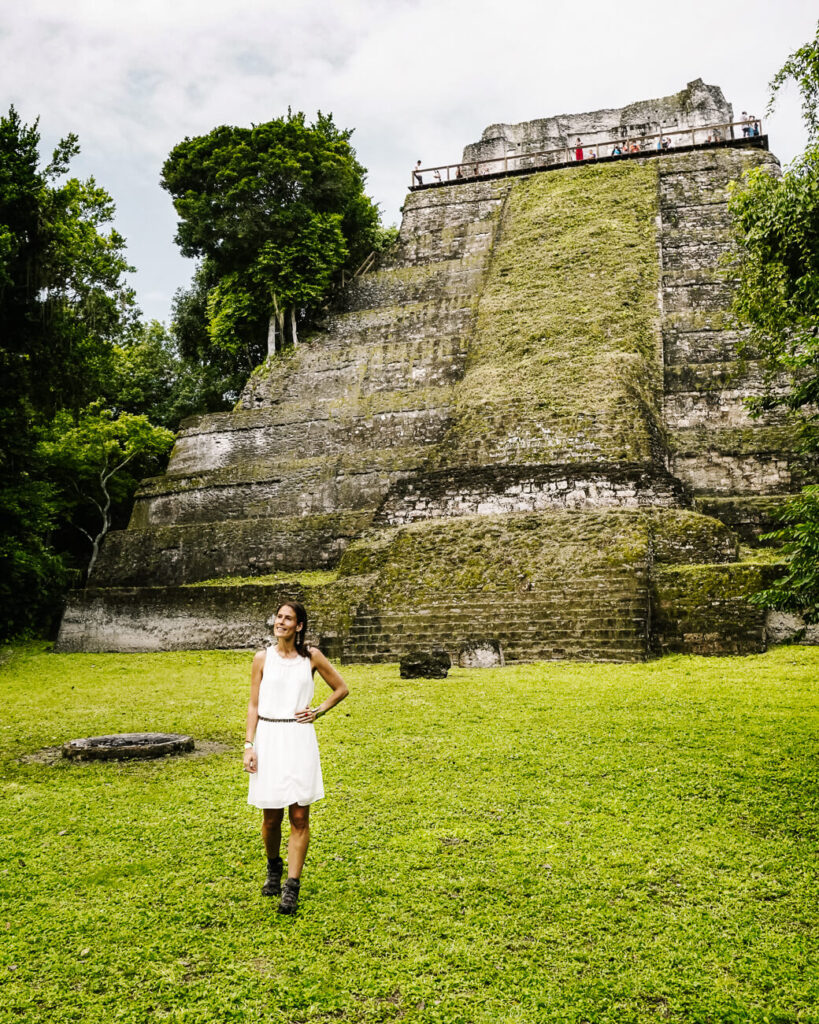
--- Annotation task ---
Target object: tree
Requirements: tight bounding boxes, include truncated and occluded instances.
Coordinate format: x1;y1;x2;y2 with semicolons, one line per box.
107;319;221;429
168;261;247;409
161;110;380;372
752;487;819;624
728;21;819;439
728;22;819;623
728;148;819;442
0;107;139;636
769;25;819;144
38;405;174;579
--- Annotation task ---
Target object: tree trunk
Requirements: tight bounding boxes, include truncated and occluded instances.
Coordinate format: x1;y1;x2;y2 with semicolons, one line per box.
290;306;298;347
85;471;112;581
271;293;285;354
267;314;277;358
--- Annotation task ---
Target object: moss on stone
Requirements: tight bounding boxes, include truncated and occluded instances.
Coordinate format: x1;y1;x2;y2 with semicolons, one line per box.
692;495;793;546
737;547;786;565
340;510;653;610
668;424;805;456
136;447;433;498
443;162;662;464
653;561;775;602
237;347;301;408
185;570;340;589
649;508;738;564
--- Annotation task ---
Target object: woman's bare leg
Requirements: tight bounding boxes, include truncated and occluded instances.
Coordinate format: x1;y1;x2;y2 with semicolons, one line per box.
285;804;310;879
262;808;284;859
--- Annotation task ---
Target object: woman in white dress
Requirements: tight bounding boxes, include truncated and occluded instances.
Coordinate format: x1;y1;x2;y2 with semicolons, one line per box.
243;601;348;914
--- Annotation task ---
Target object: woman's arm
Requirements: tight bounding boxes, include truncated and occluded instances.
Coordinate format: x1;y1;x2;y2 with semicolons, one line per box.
295;649;349;723
243;649;266;773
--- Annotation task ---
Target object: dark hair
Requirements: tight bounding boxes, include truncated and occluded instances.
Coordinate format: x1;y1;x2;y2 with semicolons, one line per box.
276;600;310;658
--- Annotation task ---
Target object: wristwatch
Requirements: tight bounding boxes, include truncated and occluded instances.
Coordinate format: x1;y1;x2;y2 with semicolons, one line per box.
243;741;254;749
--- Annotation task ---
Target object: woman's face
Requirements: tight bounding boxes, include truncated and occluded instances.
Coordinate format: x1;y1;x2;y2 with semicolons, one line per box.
274;605;301;642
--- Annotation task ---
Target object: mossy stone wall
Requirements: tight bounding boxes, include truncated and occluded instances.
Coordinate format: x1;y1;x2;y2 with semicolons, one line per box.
651;563;779;655
442;162;663;466
657;147;813;496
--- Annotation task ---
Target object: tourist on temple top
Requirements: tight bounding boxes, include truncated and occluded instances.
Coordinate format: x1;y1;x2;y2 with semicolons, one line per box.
456;165;464;179
413;159;423;184
575;138;583;161
611;143;623;156
741;112;751;138
243;600;349;915
588;148;597;160
629;140;641;153
661;136;671;151
433;168;442;182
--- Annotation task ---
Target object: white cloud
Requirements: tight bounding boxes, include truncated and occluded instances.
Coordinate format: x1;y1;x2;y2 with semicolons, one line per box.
1;0;816;320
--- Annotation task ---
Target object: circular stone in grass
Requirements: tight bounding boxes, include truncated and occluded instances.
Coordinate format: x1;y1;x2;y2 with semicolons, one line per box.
62;733;195;761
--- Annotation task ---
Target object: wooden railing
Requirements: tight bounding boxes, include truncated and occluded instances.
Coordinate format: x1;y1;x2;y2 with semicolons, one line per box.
410;118;764;187
340;249;378;287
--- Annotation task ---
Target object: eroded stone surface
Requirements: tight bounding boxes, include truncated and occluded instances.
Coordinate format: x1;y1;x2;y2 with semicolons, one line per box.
765;611;819;646
62;733;194;761
399;650;451;679
459;642;504;668
463;79;732;170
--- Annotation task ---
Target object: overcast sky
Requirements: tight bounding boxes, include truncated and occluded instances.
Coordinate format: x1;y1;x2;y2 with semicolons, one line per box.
2;0;816;323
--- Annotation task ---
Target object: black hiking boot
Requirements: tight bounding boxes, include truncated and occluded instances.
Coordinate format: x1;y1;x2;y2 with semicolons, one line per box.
277;877;300;915
261;856;283;897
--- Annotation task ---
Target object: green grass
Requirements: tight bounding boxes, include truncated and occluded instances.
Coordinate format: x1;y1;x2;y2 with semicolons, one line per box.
2;644;818;1023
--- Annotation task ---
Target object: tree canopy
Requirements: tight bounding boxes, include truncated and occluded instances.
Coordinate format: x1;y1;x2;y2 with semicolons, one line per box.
0;108;171;637
162;110;381;382
728;20;819;445
38;405;174;580
729;21;819;623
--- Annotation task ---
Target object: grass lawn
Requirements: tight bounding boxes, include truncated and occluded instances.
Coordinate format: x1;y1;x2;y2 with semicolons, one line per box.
1;644;817;1024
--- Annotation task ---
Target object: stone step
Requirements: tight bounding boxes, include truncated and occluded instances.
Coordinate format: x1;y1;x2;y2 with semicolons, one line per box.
91;511;373;587
340;261;489;314
663;328;753;366
167;404;452;478
131;453;425;527
661;281;734;314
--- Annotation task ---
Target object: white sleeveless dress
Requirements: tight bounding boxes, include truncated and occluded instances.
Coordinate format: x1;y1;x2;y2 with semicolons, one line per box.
247;647;325;809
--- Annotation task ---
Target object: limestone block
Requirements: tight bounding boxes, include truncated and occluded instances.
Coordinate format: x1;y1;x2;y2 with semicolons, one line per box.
671;452;794;495
399;650;451;679
463;80;732;167
663;330;752;365
458;642;504;668
91;513;372;587
375;465;685;525
693;495;792;544
766;611;819;646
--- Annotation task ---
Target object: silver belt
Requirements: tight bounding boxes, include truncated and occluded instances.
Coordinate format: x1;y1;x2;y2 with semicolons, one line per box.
258;715;299;723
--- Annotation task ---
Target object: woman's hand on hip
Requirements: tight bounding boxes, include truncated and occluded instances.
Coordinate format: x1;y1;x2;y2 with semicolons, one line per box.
295;705;319;723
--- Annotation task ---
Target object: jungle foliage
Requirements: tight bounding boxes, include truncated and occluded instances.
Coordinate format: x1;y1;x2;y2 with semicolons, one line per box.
162;111;382;403
729;21;819;622
0;107;141;636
